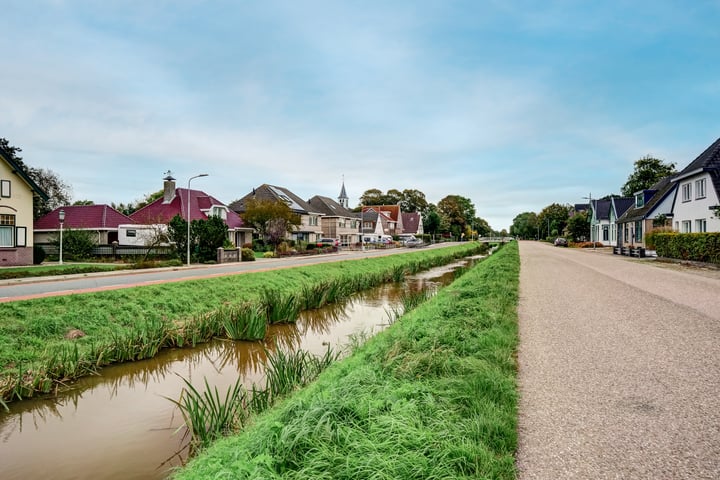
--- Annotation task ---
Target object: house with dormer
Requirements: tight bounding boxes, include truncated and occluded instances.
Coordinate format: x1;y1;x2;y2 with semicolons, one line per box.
617;176;677;247
589;197;633;246
669;137;720;233
362;205;403;237
229;184;324;244
0;149;48;265
128;174;252;247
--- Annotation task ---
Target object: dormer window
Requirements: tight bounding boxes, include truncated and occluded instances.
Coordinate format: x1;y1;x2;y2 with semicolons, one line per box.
635;193;644;208
210;206;228;220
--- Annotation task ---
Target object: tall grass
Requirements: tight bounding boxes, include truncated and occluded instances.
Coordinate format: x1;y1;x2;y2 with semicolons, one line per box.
218;303;267;341
173;241;518;480
260;288;301;324
166;376;248;451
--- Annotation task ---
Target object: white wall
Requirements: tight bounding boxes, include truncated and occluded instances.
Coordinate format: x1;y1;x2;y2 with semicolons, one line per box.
672;173;720;232
118;224;169;246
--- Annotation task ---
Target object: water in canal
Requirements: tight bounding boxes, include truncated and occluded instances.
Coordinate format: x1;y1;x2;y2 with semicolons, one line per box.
0;257;479;480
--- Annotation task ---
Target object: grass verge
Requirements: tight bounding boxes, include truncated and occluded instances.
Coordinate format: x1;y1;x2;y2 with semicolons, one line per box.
173;241;519;480
0;243;486;403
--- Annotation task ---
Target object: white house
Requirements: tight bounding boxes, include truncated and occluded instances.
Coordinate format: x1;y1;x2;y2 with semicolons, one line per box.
670;137;720;233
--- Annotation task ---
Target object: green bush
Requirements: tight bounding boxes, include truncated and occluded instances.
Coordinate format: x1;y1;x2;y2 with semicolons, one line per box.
33;245;46;264
646;231;720;264
241;248;256;261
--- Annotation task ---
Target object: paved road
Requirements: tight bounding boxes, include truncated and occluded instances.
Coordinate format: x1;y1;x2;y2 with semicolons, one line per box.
516;241;720;479
0;244;455;302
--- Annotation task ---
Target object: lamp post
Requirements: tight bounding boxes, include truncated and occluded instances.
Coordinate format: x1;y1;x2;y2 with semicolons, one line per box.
187;174;208;266
58;209;65;265
360;206;365;251
582;193;595;250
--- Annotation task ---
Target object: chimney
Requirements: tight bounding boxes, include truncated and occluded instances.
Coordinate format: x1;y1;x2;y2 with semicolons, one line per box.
163;172;176;204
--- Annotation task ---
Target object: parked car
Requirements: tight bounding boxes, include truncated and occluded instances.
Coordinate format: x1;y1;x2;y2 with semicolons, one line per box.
404;238;423;247
554;237;568;247
317;238;339;247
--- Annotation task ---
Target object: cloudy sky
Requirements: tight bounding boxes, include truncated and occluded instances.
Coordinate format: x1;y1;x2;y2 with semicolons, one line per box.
2;1;719;230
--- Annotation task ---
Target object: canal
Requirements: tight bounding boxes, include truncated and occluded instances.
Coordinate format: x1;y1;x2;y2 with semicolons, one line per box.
0;256;480;480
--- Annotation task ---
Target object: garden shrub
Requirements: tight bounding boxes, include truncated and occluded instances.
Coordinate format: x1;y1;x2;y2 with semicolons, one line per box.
241;248;256;261
33;245;46;264
263;251;275;258
646;231;720;264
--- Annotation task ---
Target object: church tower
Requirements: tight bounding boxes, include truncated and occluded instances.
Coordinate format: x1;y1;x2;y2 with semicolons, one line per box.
338;177;349;209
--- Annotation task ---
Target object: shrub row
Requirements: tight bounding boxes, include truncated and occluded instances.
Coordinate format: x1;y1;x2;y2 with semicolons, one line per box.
645;231;720;264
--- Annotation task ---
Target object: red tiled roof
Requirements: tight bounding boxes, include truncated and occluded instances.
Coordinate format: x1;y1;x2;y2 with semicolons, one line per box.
34;205;135;230
130;188;244;229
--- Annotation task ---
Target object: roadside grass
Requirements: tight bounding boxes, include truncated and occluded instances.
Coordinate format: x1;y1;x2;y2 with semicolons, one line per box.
0;243;486;403
173;241;519;480
0;263;127;280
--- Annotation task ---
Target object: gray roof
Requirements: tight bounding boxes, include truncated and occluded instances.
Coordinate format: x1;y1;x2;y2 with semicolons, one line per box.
307;195;357;217
672;136;720;201
617;176;676;223
229;184;319;215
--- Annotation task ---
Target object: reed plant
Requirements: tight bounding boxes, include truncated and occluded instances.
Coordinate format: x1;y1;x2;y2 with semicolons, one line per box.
260;288;301;324
220;303;267;341
167;376;248;451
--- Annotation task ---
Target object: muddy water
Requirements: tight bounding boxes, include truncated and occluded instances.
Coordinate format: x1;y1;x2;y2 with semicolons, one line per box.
0;259;477;480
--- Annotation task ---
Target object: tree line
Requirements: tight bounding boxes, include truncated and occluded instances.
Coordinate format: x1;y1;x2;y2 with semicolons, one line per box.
510;156;677;241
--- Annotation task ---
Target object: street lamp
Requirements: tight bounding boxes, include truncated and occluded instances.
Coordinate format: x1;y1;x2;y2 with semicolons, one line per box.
187;174;208;266
360;205;365;251
58;209;65;265
582;193;595;250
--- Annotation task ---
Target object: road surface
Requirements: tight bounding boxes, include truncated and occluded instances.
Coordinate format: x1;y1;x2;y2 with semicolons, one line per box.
516;241;720;479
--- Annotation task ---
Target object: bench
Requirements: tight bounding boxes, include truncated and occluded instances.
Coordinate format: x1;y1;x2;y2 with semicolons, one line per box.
630;247;646;258
621;246;631;256
613;246;622;255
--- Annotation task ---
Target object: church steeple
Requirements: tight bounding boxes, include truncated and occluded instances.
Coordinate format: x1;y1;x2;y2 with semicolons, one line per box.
338;176;349;209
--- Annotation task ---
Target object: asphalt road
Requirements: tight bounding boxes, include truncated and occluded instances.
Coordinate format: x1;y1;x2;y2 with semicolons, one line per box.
516;241;720;479
0;244;454;302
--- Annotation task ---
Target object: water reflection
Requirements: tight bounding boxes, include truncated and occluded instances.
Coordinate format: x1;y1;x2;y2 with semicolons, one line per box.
0;256;479;480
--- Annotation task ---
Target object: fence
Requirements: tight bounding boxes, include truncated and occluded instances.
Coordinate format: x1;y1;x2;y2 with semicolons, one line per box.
38;243;176;258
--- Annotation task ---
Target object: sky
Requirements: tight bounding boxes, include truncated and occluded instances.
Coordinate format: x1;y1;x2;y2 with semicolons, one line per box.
2;1;720;231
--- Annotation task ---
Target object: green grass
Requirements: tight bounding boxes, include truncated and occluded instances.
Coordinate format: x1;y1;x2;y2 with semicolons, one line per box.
0;243;487;402
173;241;519;480
0;263;127;279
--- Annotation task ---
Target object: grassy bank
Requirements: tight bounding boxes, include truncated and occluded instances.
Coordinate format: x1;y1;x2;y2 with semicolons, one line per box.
174;240;520;480
0;243;486;403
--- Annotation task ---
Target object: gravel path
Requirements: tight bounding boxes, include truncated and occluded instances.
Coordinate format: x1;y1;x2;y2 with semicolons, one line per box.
516;241;720;479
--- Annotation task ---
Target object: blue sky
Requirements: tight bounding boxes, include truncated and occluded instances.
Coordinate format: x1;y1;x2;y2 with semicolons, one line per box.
2;1;719;231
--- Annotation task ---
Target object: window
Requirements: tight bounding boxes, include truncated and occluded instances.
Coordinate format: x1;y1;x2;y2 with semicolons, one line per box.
696;219;707;233
0;180;10;198
634;221;643;243
635;193;644;208
210;206;228;220
126;230;137;237
695;179;706;199
15;227;26;247
0;214;15;247
309;216;318;226
681;220;691;233
602;225;609;241
682;183;692;202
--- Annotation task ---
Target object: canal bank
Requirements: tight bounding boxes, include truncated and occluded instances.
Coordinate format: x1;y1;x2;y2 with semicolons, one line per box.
174;241;519;479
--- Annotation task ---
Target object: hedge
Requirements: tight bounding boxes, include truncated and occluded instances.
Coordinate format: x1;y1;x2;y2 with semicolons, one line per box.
644;231;720;264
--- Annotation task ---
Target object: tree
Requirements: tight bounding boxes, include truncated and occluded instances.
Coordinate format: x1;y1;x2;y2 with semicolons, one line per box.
621;155;677;196
111;189;163;216
0;138;73;218
399;189;429;214
422;205;442;235
566;210;590;242
358;188;404;206
537;203;571;239
437;195;476;238
166;214;230;263
240;199;300;250
510;212;538;239
73;200;95;206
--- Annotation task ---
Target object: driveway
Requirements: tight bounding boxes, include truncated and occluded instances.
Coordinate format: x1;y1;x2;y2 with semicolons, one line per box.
516;241;720;479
